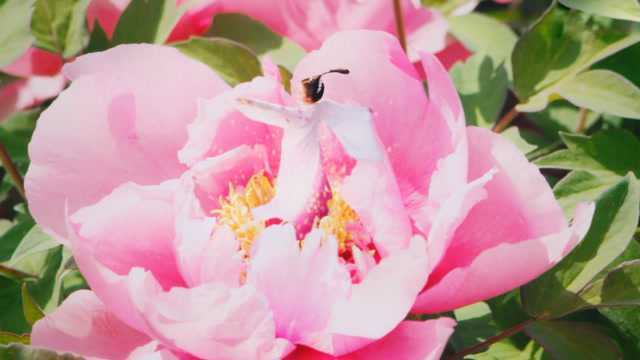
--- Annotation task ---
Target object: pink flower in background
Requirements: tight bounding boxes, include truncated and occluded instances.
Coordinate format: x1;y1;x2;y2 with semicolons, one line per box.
26;31;460;359
0;48;65;121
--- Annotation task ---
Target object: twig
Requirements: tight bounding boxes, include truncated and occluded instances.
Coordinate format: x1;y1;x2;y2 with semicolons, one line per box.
0;142;25;200
576;107;589;133
493;106;520;133
447;319;536;360
392;0;408;52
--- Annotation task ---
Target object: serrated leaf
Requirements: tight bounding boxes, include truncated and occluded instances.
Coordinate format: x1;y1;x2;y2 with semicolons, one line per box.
525;320;622;360
208;13;305;71
522;175;640;318
0;0;35;67
556;69;640;119
536;129;640;177
512;4;640;112
174;37;262;86
559;0;640;23
20;284;43;326
451;53;509;128
111;0;182;45
0;343;82;359
31;0;90;57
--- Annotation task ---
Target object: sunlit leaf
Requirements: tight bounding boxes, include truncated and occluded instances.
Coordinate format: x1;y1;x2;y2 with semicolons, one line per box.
559;0;640;22
31;0;90;57
0;0;35;67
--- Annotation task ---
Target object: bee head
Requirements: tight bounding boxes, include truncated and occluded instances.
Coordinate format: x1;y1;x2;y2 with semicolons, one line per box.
302;69;350;104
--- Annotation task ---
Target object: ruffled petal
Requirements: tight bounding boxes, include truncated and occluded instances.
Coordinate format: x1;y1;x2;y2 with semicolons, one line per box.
142;283;293;360
32;290;150;359
413;127;595;313
26;44;227;239
286;318;455;360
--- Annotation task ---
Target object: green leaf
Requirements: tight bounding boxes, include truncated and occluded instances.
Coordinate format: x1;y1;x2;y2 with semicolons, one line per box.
450;302;500;351
600;307;640;356
555;69;640;119
522;175;640;318
554;170;618;216
84;20;109;54
448;12;518;72
0;0;35;67
528;101;600;139
421;0;477;16
111;0;182;45
0;331;29;345
31;0;91;57
559;0;640;22
20;283;43;326
525;320;622;360
536;129;640;177
469;341;545;360
0;343;82;359
594;43;640;88
451;53;509;128
512;4;640;112
208;13;306;71
578;260;640;308
0;277;29;334
174;37;262;86
9;226;60;268
0;219;35;263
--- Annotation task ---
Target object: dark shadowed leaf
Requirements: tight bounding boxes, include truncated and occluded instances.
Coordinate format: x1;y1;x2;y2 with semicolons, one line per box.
111;0;182;45
0;343;82;359
20;284;43;326
525;320;622;360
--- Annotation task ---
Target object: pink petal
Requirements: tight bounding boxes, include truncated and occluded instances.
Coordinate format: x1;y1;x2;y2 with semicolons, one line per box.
32;290;150;359
178;76;285;170
293;32;467;223
87;0;130;37
247;225;351;346
435;41;473;70
167;1;222;42
0;75;66;121
413;127;595;313
286;318;455;360
67;182;183;333
70;181;185;290
326;236;429;355
26;44;226;239
142;283;293;359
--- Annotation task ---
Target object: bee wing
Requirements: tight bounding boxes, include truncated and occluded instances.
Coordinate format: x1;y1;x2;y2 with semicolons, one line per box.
314;100;385;161
235;97;307;128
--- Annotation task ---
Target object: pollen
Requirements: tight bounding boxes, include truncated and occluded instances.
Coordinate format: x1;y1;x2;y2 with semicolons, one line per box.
318;191;359;254
214;172;275;255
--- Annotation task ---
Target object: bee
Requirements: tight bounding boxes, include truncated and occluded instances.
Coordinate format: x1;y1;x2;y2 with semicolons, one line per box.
302;69;350;104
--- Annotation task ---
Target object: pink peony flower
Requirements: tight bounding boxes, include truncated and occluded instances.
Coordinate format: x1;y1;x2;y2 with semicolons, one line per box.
0;48;66;121
26;32;459;359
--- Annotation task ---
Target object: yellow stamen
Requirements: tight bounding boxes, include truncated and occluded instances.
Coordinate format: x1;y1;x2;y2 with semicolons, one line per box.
318;191;359;254
214;172;275;254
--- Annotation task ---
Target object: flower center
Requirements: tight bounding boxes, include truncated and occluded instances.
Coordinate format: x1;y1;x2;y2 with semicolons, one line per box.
318;191;360;255
214;171;275;255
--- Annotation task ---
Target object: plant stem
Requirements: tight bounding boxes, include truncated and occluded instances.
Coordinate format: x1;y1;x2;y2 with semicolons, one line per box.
576;107;589;133
392;0;408;52
493;106;520;133
447;319;535;360
0;142;26;200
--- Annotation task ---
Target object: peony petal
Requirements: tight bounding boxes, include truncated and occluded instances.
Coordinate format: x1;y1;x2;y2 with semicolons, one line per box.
326;236;429;355
286;318;455;360
32;290;150;359
70;181;185;290
143;282;293;360
413;127;595;313
26;44;226;239
179;76;285;169
248;225;351;346
1;47;63;77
